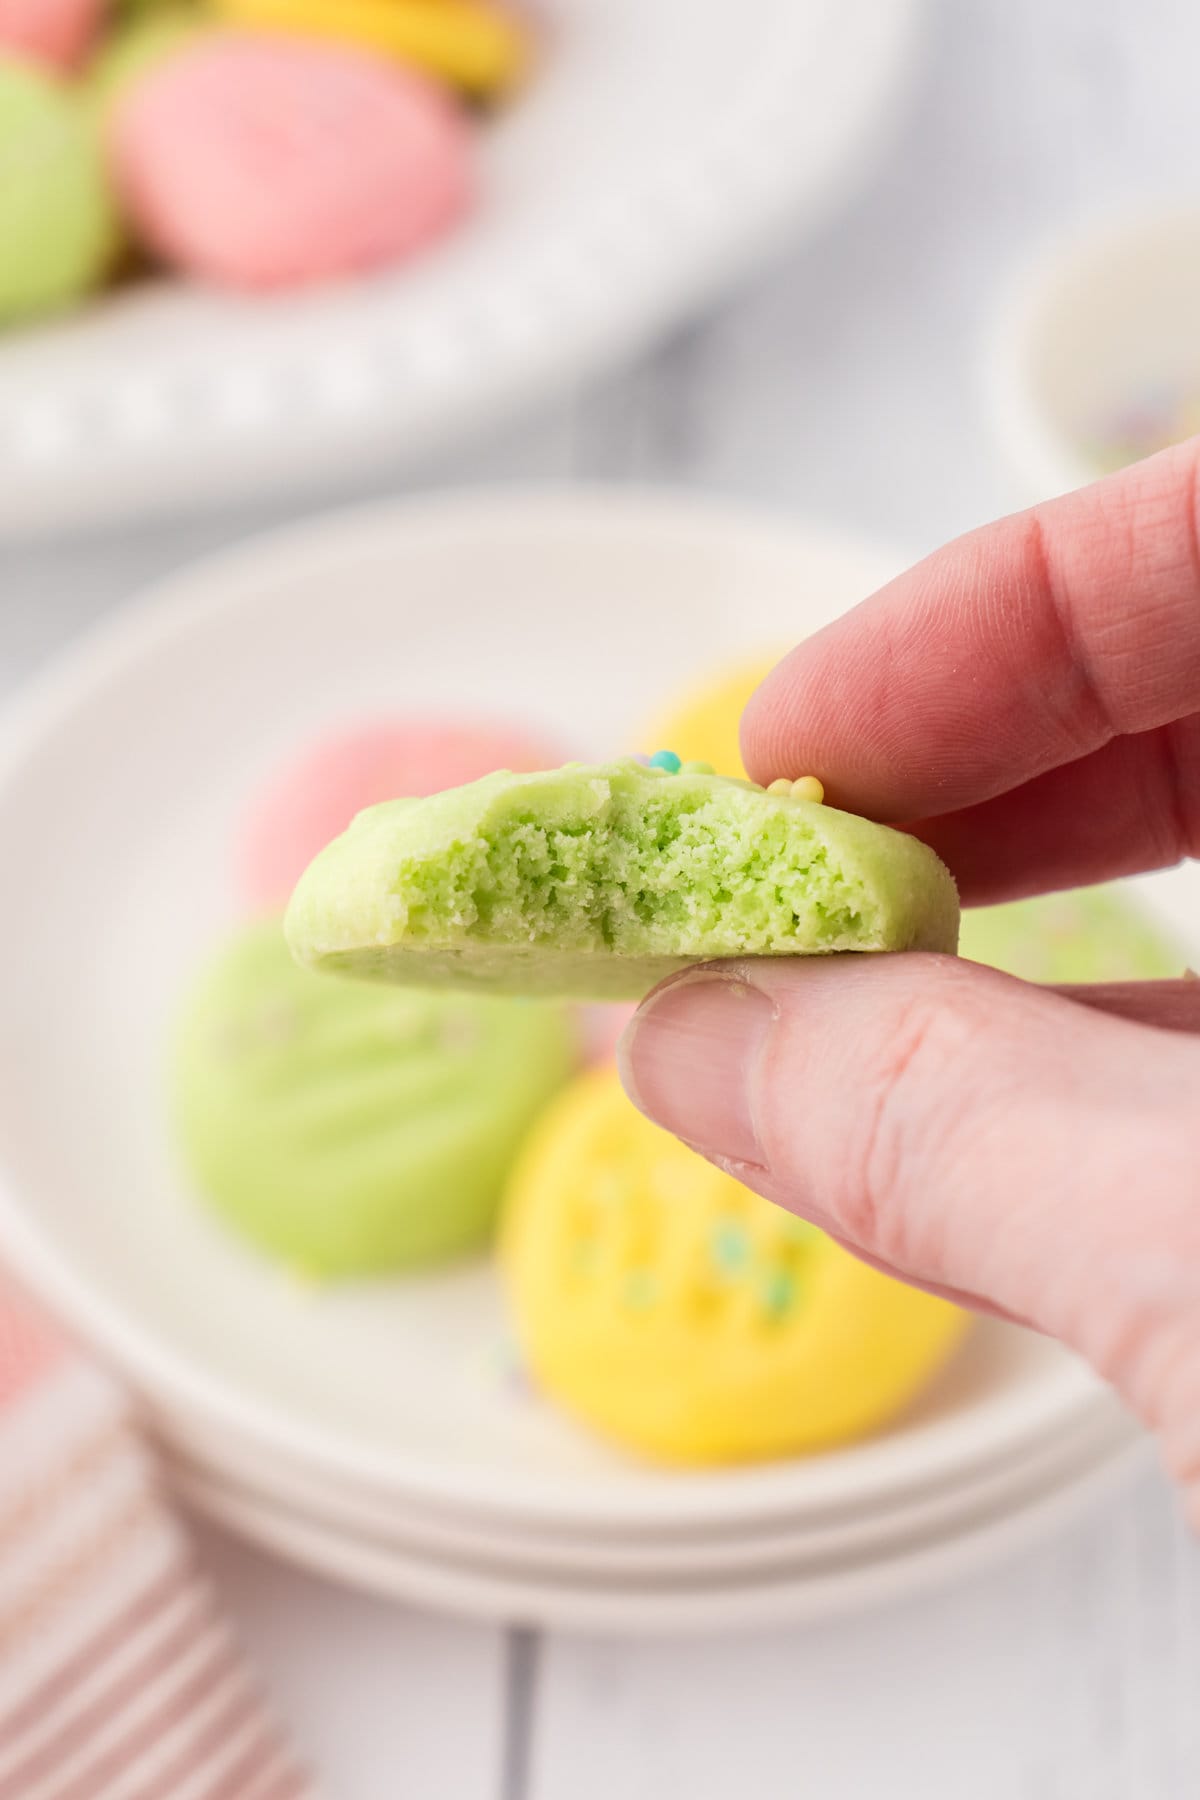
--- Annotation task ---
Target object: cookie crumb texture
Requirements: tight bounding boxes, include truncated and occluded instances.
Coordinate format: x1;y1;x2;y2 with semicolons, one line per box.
285;760;959;999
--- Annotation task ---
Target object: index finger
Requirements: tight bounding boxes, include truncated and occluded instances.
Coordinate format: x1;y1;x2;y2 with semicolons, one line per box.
742;440;1200;821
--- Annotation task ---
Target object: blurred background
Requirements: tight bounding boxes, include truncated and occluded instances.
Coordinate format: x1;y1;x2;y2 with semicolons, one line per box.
2;3;1200;1797
9;0;1200;622
11;0;1200;647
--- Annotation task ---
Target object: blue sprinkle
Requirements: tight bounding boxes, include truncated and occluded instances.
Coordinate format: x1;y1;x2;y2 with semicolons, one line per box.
760;1267;798;1318
648;749;682;773
709;1218;750;1275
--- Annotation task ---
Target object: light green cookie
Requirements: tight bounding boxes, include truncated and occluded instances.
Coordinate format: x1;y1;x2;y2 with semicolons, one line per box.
87;12;205;120
0;60;117;326
285;759;960;1000
959;884;1185;983
174;920;576;1277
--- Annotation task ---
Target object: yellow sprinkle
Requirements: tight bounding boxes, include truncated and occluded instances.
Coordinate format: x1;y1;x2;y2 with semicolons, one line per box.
766;777;792;796
791;776;825;804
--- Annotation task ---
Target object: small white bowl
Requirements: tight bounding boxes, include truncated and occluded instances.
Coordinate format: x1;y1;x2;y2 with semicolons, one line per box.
987;207;1200;502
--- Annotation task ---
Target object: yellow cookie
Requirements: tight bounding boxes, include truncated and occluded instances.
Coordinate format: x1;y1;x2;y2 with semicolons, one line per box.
501;1067;968;1465
638;654;781;779
212;0;529;98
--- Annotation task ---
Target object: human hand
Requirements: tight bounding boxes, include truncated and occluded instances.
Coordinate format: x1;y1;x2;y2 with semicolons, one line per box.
619;442;1200;1510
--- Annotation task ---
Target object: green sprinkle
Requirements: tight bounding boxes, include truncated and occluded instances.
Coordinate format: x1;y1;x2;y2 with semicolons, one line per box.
680;759;715;776
709;1218;750;1275
760;1267;797;1318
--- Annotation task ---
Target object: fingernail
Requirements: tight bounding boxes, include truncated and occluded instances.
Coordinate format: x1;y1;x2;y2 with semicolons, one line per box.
618;971;773;1167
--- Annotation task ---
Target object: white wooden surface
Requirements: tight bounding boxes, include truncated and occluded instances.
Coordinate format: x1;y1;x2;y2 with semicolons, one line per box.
7;1;1200;1793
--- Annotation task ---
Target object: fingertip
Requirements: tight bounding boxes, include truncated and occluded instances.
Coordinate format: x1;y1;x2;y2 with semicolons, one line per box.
736;620;912;814
618;968;774;1167
737;647;796;787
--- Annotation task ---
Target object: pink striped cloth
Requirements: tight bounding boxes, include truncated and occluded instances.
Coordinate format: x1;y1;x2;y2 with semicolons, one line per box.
0;1277;316;1800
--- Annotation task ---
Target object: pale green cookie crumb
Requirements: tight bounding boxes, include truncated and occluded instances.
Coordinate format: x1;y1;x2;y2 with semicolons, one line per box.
285;759;959;1000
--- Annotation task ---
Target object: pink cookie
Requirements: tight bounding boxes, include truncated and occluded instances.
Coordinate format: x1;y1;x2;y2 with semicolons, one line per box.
240;718;566;913
0;0;102;69
109;34;472;289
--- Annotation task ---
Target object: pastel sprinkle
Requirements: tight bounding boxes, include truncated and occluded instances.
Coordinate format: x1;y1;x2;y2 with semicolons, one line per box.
648;748;682;773
767;774;825;802
476;1336;532;1397
1088;381;1200;474
680;758;715;775
791;775;825;804
709;1218;750;1275
760;1267;798;1318
630;753;653;767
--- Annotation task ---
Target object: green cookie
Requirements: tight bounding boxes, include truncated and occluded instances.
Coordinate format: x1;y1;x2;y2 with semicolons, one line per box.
0;60;116;326
959;884;1185;983
173;921;576;1277
87;12;205;121
285;759;960;1000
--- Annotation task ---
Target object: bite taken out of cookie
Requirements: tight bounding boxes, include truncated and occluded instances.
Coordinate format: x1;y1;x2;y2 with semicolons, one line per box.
284;754;960;1001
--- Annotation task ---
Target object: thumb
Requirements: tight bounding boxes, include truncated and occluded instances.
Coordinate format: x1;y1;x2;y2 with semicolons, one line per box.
619;956;1200;1507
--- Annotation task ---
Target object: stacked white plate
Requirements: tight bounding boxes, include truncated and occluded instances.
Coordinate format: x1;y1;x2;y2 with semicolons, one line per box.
0;491;1174;1633
157;1301;1144;1633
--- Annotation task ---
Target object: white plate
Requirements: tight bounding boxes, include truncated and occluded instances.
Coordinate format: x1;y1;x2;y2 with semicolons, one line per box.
0;489;1186;1551
0;0;920;536
157;1312;1113;1535
161;1399;1139;1579
174;1434;1150;1634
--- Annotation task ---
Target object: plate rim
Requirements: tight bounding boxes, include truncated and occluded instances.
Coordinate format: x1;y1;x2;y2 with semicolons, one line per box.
159;1400;1138;1576
173;1434;1151;1634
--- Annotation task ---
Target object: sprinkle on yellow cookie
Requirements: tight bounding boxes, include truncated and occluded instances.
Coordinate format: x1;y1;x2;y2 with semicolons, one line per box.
501;1067;968;1465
